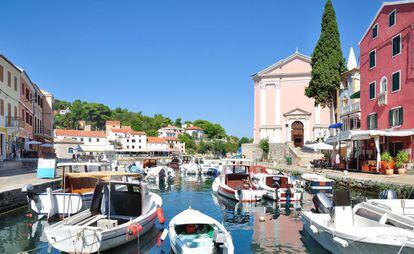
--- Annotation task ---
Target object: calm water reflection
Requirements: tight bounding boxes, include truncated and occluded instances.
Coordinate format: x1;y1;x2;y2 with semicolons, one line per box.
0;175;370;253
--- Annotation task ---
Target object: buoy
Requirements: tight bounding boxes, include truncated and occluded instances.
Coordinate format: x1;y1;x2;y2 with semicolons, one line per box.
157;206;165;224
259;216;265;222
26;212;33;218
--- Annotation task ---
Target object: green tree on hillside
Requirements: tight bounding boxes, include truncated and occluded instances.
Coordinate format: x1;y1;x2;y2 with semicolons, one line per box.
193;120;226;139
305;0;345;127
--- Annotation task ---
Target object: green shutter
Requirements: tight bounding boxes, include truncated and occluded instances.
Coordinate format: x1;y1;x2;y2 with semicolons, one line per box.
392;72;400;91
374;114;378;129
399;107;403;125
367;115;371;129
389;110;393;127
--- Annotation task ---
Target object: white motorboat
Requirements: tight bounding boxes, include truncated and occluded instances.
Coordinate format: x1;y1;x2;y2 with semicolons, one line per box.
301;191;414;254
366;199;414;219
45;181;163;253
251;173;302;202
212;165;265;202
169;208;234;254
22;169;140;219
301;173;334;190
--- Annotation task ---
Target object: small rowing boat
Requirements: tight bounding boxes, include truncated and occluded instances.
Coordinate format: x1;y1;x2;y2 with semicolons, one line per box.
169;207;234;254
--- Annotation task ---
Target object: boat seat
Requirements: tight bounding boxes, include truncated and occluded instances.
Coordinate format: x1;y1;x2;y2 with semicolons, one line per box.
179;233;213;248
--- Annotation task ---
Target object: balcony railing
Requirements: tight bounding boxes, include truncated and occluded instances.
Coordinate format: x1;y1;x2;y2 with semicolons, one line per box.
378;92;387;106
6;117;23;129
342;102;360;115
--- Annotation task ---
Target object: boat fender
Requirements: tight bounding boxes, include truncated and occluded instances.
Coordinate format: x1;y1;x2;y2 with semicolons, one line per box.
160;228;168;241
310;224;318;234
127;223;143;237
157;206;165;224
333;236;348;247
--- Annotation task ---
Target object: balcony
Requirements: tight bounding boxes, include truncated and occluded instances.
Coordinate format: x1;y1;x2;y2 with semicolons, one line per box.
378;92;387;106
341;102;360;115
6;117;23;131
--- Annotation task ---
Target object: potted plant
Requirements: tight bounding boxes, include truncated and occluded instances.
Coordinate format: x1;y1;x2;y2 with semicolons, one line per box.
395;150;409;174
381;152;394;175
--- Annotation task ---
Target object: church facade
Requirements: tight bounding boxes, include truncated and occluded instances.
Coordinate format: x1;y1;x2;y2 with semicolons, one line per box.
252;52;330;146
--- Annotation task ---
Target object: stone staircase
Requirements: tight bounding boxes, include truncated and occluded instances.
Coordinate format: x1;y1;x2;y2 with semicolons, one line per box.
288;144;323;167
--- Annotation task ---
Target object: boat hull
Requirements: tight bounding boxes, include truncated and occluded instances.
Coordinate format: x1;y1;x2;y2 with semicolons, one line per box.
29;190;92;216
301;213;414;254
217;184;263;202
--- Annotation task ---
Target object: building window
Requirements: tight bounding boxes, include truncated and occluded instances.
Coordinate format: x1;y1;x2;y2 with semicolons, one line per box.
392;71;400;92
380;77;387;93
369;82;376;99
14;76;17;91
127;139;129;142
7;71;11;87
139;146;141;149
26;89;30;101
392;34;401;57
132;145;135;149
21;83;24;95
96;138;100;142
367;113;377;130
0;65;3;82
389;9;396;27
372;23;378;38
26;112;30;124
132;139;136;143
369;50;376;69
29;115;32;126
389;107;403;127
127;145;129;149
80;138;84;142
68;147;74;154
89;138;92;142
0;100;3;116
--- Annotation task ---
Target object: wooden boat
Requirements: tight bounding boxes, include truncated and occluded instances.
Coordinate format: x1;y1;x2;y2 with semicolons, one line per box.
22;162;140;219
251;173;302;202
169;208;234;254
212;165;265;202
44;181;163;253
301;173;334;190
301;191;414;253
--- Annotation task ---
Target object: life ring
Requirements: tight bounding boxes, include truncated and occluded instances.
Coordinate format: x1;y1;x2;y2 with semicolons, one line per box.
127;223;143;239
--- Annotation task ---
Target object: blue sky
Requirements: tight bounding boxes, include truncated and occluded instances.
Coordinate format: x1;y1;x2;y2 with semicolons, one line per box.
0;0;384;137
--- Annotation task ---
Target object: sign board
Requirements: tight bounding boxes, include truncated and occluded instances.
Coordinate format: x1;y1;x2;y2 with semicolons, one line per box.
37;158;57;179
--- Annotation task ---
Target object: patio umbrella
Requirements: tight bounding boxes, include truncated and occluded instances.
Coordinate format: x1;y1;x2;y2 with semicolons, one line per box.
24;141;42;150
40;143;54;148
305;142;333;151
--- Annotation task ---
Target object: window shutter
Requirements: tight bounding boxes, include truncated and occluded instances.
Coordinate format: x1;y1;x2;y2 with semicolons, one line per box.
389;110;393;127
375;114;378;129
399;107;403;125
367;115;371;130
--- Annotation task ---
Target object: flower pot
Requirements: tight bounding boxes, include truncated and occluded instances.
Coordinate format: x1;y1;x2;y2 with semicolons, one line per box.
385;168;394;175
398;167;407;175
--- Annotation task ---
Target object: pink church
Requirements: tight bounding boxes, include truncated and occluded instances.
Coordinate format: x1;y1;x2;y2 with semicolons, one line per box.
252;52;331;147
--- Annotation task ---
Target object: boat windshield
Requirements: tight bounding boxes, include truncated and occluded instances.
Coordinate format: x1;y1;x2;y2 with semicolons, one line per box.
223;165;248;174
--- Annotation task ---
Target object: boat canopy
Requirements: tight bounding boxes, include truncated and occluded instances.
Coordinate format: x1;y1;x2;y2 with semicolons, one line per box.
222;165;248;174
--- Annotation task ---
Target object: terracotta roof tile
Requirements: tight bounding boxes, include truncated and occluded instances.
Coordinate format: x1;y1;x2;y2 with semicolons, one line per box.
147;137;166;143
55;129;106;138
186;126;204;131
106;120;120;125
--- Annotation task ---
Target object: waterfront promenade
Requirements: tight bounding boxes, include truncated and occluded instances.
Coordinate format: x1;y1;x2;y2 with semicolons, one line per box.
263;162;414;193
0;166;61;213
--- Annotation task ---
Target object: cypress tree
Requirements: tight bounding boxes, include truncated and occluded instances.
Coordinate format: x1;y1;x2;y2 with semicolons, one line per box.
305;0;345;125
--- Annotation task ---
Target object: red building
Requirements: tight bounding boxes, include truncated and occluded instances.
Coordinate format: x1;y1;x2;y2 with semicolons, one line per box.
360;0;414;159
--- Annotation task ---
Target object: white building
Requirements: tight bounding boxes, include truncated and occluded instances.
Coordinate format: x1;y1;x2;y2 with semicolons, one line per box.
146;137;168;152
54;129;114;155
165;137;186;154
184;125;205;140
158;125;183;138
108;128;147;152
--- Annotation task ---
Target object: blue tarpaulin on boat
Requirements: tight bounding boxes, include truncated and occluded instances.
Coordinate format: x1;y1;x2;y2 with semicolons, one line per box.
328;123;343;129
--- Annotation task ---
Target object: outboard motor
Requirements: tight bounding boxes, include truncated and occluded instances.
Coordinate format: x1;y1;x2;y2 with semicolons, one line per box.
378;189;397;199
22;184;35;201
312;192;333;214
213;229;226;254
213;168;219;178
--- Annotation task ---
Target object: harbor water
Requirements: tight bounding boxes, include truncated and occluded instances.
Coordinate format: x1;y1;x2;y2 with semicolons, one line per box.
0;175;374;254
